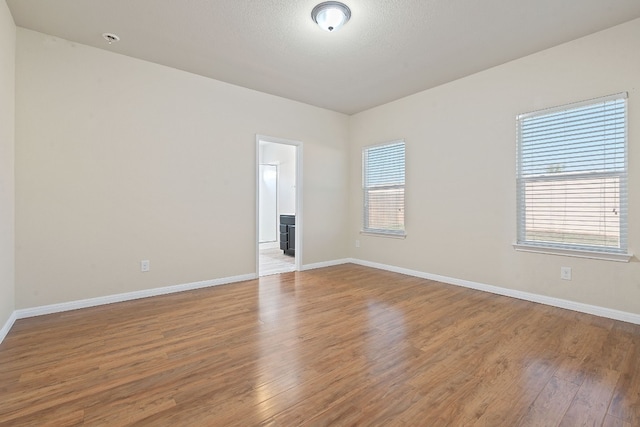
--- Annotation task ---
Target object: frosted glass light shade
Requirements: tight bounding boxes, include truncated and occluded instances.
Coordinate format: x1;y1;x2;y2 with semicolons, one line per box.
311;2;351;32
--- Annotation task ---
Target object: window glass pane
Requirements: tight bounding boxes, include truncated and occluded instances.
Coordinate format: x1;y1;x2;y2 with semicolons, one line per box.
364;143;405;187
516;94;627;253
524;176;620;248
366;188;404;232
520;99;625;176
363;141;405;234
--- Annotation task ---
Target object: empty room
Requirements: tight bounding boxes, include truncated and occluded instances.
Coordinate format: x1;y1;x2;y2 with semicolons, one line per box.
1;0;639;425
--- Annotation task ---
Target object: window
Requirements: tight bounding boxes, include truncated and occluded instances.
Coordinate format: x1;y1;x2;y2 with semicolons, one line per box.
516;93;628;260
363;140;406;236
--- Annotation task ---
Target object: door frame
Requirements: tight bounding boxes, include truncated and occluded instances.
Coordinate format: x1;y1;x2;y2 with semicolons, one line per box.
255;135;303;275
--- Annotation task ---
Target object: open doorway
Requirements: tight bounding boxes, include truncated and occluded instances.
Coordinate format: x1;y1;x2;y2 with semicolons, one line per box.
256;135;302;276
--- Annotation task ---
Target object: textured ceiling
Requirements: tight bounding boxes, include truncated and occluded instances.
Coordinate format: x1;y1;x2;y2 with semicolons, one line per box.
7;0;640;115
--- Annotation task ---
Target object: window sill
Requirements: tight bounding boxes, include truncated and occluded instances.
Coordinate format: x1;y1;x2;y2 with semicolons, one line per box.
513;243;633;263
361;231;407;239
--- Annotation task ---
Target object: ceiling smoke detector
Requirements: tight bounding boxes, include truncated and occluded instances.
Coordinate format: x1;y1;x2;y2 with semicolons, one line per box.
102;33;120;44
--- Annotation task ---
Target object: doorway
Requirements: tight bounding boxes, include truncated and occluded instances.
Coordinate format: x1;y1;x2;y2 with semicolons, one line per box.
256;135;302;276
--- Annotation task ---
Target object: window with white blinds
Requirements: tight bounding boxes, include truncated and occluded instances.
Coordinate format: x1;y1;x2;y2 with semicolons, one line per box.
516;93;628;257
363;140;406;236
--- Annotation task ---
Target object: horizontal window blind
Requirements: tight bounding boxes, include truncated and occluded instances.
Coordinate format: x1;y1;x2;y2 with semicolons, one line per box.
363;141;405;235
516;93;627;253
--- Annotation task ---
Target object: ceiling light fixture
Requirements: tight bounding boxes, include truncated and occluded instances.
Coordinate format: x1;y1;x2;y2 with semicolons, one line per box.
311;2;351;32
102;33;120;45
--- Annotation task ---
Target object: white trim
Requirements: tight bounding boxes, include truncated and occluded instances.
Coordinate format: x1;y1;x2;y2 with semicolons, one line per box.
4;258;639;344
513;243;633;263
348;258;640;325
302;259;350;271
14;273;256;320
295;143;303;272
256;135;303;276
0;311;17;345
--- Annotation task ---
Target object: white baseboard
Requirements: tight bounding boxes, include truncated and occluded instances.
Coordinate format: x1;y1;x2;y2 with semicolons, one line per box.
3;257;638;346
302;258;350;271
14;273;257;320
348;258;640;325
0;310;17;345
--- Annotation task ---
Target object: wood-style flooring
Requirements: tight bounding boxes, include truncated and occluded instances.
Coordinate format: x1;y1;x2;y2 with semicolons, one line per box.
1;264;639;425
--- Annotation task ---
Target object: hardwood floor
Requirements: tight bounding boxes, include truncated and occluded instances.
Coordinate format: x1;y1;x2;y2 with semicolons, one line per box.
1;264;639;426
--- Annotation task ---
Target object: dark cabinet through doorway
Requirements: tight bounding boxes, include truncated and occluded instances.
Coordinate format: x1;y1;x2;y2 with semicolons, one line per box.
279;215;295;256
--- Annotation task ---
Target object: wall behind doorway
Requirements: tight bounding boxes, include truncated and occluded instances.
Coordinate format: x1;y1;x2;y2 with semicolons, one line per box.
259;142;296;247
258;164;278;243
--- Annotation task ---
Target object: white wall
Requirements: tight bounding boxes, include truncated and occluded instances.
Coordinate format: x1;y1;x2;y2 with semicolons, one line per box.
259;142;297;244
349;18;640;315
258;163;278;243
11;17;640;319
262;142;296;215
15;28;349;308
0;1;15;330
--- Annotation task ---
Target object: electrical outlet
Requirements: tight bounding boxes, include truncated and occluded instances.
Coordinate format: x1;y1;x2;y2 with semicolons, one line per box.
355;240;360;248
141;260;150;272
560;266;571;280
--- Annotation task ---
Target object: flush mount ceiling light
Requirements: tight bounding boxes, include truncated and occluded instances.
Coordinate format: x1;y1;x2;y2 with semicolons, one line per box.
311;1;351;32
102;33;120;45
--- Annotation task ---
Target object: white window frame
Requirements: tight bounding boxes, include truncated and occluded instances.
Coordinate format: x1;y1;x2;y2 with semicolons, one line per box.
514;93;631;262
362;140;406;238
